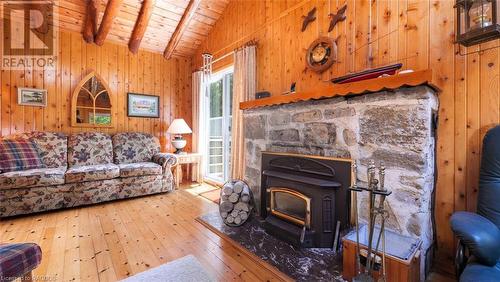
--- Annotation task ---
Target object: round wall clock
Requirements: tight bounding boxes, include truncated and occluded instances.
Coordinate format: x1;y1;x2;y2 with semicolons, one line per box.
305;36;337;73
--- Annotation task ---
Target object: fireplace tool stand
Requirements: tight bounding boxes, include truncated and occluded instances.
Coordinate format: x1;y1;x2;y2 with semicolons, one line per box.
349;160;392;282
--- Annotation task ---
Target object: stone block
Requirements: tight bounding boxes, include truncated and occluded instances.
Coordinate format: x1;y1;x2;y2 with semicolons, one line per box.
304;123;336;146
269;112;291;126
406;213;422;236
347;91;396;104
360;105;429;151
324;107;356;119
270;129;300;142
360;148;425;172
324;148;351;159
399;175;423;190
292;110;322;122
267;144;325;156
244;115;266;140
394;187;423;208
343;128;357;146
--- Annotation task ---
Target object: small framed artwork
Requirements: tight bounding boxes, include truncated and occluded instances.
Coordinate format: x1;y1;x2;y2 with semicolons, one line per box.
127;93;160;118
18;88;47;107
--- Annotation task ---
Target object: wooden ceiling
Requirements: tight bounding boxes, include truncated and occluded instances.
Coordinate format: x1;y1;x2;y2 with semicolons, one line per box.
54;0;230;58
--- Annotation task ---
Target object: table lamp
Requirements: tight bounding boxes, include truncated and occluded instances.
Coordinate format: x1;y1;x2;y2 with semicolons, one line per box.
167;119;192;154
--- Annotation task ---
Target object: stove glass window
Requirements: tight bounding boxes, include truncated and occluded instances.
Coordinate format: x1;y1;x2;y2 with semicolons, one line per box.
270;188;311;227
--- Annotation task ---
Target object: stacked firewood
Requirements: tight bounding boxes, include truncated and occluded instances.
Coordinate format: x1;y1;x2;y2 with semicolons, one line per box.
219;180;253;226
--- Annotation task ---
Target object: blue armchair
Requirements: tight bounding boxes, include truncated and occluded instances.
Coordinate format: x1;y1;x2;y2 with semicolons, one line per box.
450;125;500;282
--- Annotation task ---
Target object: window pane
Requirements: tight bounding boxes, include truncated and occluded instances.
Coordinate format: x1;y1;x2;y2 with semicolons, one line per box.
209;117;222;138
210;80;223;118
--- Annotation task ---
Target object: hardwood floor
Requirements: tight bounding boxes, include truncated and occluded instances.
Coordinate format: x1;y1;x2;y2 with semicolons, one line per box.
0;183;285;282
1;182;455;282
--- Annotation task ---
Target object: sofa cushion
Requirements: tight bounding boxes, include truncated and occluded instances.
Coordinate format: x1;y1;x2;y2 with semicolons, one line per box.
21;132;67;168
65;164;119;183
0;243;42;278
0;167;66;189
0;139;44;173
2;132;67;169
118;162;162;178
68;132;113;167
112;132;160;164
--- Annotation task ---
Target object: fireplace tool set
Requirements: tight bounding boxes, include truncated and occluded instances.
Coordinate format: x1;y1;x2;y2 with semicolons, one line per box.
349;160;392;282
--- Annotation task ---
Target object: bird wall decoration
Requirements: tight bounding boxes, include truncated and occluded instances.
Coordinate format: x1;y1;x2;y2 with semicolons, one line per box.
301;7;317;32
328;5;347;32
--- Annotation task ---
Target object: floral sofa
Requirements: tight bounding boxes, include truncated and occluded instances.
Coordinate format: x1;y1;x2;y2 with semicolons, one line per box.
0;132;177;217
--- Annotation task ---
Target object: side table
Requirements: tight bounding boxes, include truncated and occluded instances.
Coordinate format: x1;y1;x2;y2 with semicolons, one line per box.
173;153;202;188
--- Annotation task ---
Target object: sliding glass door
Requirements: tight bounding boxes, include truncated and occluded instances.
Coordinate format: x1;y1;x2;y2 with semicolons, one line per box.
205;68;233;183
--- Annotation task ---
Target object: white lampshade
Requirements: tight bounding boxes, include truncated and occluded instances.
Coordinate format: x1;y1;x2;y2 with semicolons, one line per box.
167;119;192;134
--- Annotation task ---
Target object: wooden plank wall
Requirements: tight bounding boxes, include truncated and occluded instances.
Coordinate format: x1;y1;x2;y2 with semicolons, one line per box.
192;0;500;273
0;31;193;153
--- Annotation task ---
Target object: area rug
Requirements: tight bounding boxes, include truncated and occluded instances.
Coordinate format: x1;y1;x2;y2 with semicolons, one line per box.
199;188;221;204
120;255;215;282
197;212;345;282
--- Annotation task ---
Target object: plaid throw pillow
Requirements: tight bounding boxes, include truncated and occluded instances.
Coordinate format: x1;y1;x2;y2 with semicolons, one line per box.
0;139;45;173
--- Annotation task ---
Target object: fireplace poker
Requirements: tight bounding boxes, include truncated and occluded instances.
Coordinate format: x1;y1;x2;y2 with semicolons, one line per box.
377;210;389;282
370;162;387;275
350;162;362;275
364;161;378;275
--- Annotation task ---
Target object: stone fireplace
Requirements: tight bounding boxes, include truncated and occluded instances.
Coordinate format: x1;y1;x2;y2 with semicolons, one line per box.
242;85;438;274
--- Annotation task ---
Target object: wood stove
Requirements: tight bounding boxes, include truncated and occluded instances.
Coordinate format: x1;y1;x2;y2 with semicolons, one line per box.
260;152;352;248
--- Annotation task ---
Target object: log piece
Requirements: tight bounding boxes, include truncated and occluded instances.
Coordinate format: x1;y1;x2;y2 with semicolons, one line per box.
241;194;250;203
226;215;234;223
233;182;244;194
220;201;234;213
234;216;242;225
235;202;249;212
229;193;239;203
222;185;233;195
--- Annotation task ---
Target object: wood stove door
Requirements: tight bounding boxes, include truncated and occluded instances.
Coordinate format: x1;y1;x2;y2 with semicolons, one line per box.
268;187;311;228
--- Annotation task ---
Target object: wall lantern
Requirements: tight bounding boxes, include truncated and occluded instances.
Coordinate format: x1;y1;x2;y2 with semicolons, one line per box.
456;0;500;46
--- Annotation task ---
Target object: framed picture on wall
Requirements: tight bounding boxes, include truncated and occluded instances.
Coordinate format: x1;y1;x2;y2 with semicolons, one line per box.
127;93;160;118
18;88;47;107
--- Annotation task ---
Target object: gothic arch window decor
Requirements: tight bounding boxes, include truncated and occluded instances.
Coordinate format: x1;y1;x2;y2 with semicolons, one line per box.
71;71;114;128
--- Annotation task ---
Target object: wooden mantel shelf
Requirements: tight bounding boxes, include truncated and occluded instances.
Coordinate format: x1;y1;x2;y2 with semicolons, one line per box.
240;69;439;110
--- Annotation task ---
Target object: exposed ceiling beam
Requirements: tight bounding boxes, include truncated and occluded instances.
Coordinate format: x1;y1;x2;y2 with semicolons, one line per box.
94;0;123;46
83;0;98;43
129;0;155;54
163;0;201;59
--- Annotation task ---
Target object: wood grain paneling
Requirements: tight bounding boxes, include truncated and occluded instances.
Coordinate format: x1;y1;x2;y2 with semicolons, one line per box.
0;31;193;153
193;0;500;273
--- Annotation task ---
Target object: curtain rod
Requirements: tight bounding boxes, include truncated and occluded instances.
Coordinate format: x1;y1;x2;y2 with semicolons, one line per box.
211;51;234;65
205;39;257;65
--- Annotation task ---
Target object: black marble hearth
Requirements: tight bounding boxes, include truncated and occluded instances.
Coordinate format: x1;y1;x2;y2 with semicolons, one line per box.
197;212;345;282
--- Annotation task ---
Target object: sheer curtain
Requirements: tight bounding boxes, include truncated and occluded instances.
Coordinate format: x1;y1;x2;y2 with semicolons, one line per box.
192;70;206;181
231;45;256;179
